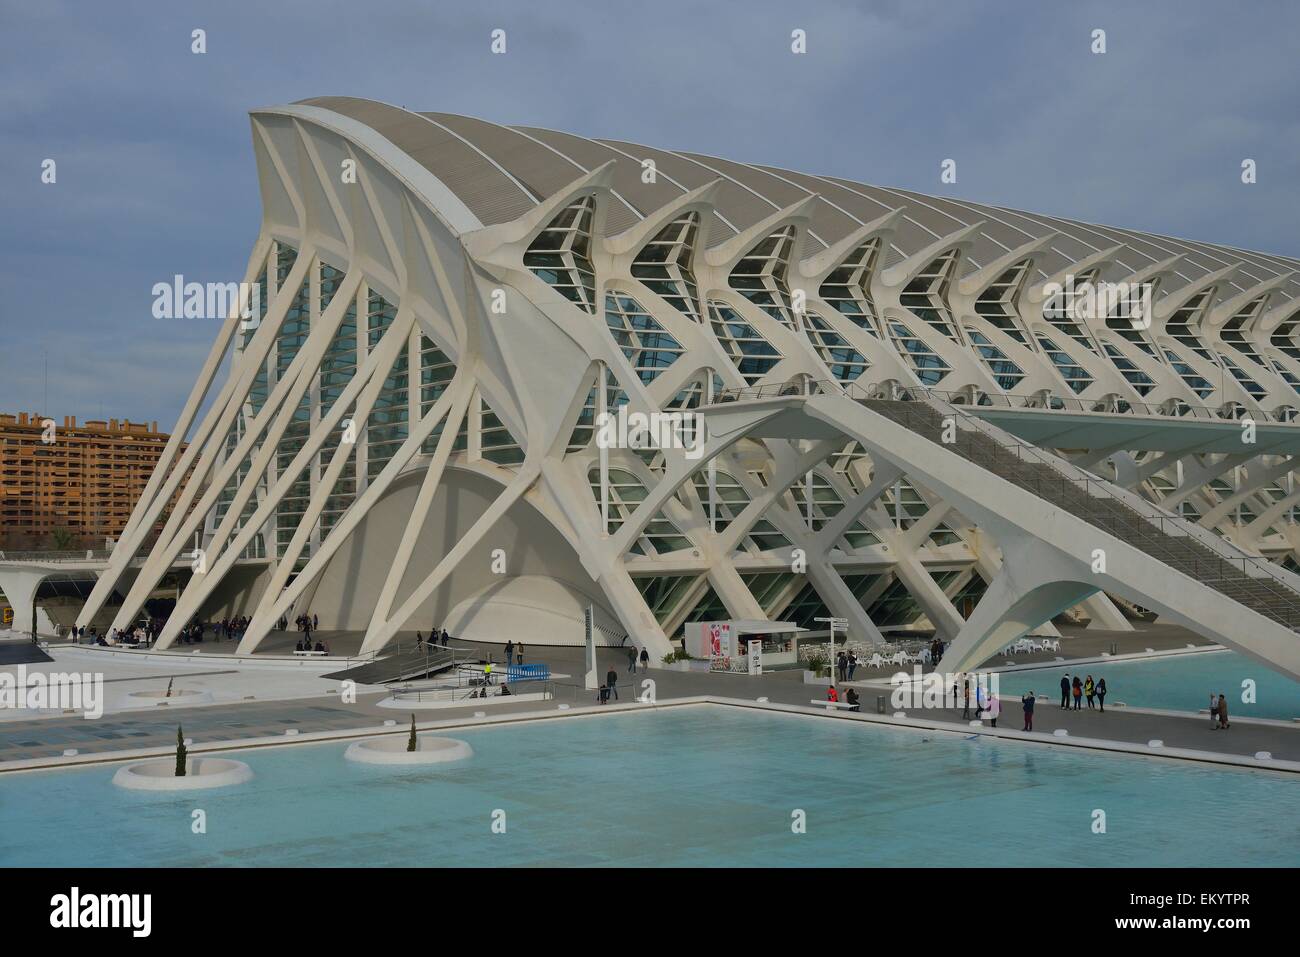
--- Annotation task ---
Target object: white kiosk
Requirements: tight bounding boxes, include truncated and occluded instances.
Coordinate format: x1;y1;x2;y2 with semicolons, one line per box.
684;620;805;674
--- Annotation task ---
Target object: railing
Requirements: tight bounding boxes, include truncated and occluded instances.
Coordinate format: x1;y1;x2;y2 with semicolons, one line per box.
712;380;1297;424
0;549;115;563
387;680;554;705
913;388;1278;422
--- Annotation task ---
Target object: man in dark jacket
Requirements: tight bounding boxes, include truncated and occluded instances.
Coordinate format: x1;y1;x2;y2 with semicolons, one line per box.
606;667;619;701
1022;692;1036;732
1060;674;1071;710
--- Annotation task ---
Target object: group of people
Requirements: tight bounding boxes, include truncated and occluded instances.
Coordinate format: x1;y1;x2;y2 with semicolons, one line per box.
98;625;150;646
416;628;453;650
599;666;620;704
70;617;166;645
824;684;862;712
835;651;858;682
67;615;250;646
294;636;330;654
928;637;945;666
157;618;250;645
958;680;1002;725
1208;692;1231;729
626;646;650;673
1059;673;1108;711
216;616;250;640
1014;673;1110;731
291;613;319;644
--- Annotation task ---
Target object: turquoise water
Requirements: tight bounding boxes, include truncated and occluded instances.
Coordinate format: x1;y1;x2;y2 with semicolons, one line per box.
1;706;1297;867
998;651;1300;720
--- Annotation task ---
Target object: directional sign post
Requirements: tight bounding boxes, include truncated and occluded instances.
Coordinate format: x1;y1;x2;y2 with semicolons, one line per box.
815;616;849;692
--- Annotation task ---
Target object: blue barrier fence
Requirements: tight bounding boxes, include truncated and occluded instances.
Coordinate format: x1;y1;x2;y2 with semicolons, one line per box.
506;663;551;682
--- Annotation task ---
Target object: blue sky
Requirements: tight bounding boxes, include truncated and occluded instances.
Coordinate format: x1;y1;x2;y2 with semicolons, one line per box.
2;0;1297;426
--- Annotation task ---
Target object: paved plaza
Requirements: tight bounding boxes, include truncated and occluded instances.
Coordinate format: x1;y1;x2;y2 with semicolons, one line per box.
2;623;1296;771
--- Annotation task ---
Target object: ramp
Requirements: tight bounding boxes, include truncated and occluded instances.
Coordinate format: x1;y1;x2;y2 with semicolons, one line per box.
323;645;458;684
0;639;53;666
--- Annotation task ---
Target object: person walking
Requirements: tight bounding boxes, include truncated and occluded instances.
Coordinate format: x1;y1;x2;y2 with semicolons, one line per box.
987;692;1000;728
836;651;848;683
515;641;523;664
1209;692;1219;729
505;639;514;663
1096;677;1107;712
639;647;649;673
1084;675;1096;709
627;647;638;673
1217;693;1230;730
1060;673;1071;710
962;680;971;719
1022;692;1035;732
605;666;619;701
847;652;858;681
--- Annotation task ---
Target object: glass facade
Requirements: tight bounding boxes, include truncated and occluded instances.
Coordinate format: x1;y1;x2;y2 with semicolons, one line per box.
804;312;869;384
887;320;950;386
525;195;598;313
818;239;881;336
729;227;797;328
1037;333;1093;394
365;289;408;481
966;328;1025;390
605;292;684;384
708;300;782;383
899;250;962;343
973;262;1031;345
631;213;702;321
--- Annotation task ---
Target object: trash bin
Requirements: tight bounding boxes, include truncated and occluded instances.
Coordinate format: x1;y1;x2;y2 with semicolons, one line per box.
876;695;886;714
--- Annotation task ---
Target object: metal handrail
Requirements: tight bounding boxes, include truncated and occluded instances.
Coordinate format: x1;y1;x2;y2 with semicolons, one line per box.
712;379;1296;424
0;549;116;563
388;676;554;704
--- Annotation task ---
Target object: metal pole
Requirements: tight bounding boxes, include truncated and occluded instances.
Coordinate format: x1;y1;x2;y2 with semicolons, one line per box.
598;363;609;533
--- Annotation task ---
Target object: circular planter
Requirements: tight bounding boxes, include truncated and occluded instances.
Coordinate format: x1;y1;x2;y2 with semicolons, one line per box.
344;735;473;766
113;756;252;791
125;688;214;708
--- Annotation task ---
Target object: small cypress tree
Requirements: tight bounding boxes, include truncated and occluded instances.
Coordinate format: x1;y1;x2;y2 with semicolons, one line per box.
407;714;417;752
175;726;188;777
